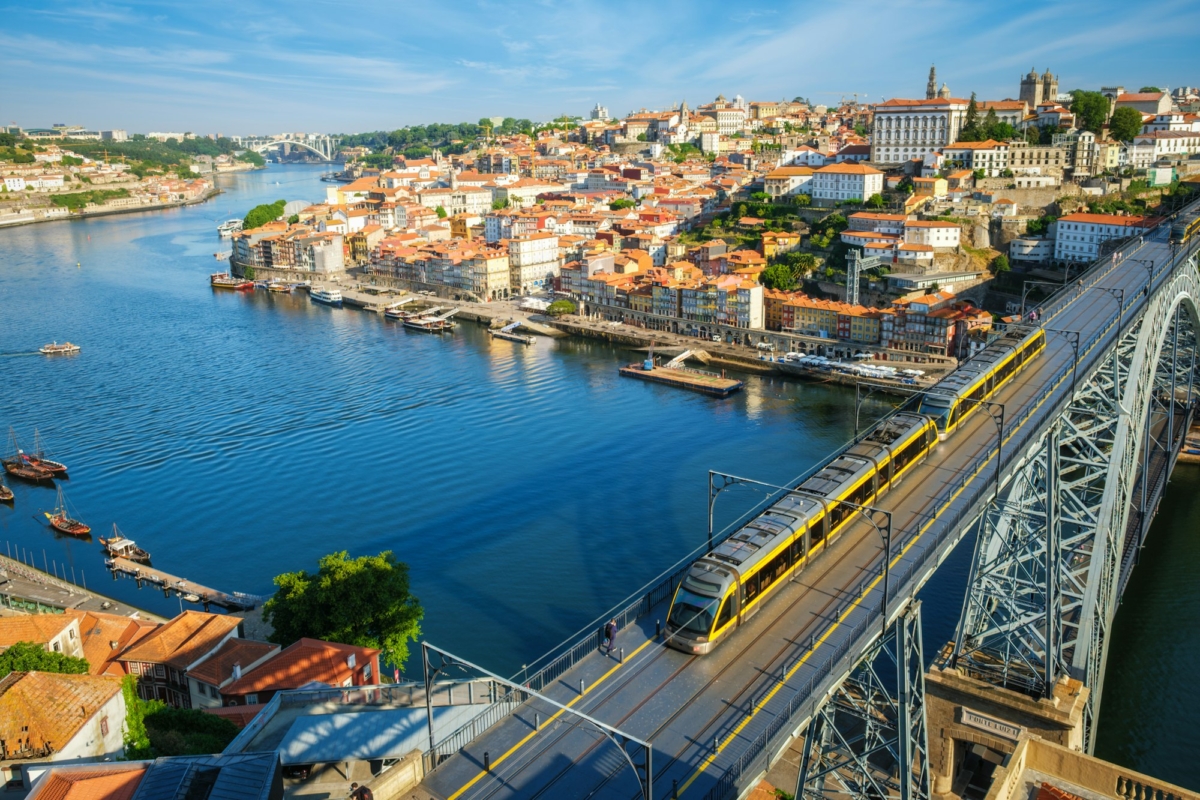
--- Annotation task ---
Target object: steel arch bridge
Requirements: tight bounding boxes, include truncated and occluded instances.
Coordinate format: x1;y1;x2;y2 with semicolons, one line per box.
240;133;341;161
950;237;1200;752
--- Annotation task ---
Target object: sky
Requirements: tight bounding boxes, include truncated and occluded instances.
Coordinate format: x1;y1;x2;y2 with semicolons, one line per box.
3;0;1198;136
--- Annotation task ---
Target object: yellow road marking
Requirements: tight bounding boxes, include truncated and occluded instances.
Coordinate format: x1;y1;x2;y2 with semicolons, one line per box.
447;637;655;800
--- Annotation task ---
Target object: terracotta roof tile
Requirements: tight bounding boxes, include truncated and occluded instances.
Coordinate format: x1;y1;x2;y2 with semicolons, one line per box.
117;611;241;670
0;672;123;757
66;610;158;677
30;766;146;800
0;615;76;649
187;639;279;686
223;638;379;696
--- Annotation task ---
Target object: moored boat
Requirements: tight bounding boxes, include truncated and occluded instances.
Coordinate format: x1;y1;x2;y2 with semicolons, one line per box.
28;429;68;474
217;219;243;237
210;273;254;290
268;282;292;293
39;342;80;355
0;481;12;503
4;430;55;482
402;315;455;333
44;486;90;537
310;286;343;306
100;525;151;563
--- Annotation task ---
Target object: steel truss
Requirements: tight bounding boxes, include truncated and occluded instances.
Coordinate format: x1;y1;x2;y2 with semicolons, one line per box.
420;642;654;800
950;251;1200;751
796;601;929;800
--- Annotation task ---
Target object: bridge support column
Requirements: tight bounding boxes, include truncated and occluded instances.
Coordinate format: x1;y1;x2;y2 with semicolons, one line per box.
795;601;929;800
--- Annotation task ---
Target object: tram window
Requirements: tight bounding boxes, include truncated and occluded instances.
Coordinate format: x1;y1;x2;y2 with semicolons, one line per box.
715;595;733;629
744;572;760;604
791;536;805;563
765;552;788;587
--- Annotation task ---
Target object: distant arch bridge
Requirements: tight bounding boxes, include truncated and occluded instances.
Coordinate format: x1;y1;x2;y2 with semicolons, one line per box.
238;133;341;161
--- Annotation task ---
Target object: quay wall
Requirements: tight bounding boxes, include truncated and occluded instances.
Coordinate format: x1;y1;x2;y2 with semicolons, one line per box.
0;188;222;228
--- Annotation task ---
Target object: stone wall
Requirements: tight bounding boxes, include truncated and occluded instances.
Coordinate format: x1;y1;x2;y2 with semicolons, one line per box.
364;750;423;799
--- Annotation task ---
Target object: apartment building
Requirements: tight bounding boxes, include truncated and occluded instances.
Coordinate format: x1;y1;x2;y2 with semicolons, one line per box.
1054;213;1152;263
508;233;561;292
870;97;970;165
810;163;884;203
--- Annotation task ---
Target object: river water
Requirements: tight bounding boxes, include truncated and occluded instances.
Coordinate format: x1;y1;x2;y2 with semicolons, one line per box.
0;164;1189;788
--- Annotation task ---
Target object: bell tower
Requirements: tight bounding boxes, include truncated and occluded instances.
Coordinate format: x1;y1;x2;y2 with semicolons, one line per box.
926;65;938;100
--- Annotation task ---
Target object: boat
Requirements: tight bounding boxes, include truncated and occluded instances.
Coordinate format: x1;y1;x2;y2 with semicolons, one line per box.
182;593;201;604
268;282;292;293
27;429;67;474
43;486;90;537
39;342;80;355
403;315;455;333
210;272;254;290
0;481;12;503
217;219;243;237
310;286;343;306
214;251;229;260
100;525;151;563
3;430;55;482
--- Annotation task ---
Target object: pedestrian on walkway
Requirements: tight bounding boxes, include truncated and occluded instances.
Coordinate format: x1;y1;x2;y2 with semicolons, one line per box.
604;618;617;656
349;783;374;800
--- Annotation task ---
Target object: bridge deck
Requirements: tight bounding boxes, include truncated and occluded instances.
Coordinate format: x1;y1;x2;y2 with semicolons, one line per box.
418;229;1182;800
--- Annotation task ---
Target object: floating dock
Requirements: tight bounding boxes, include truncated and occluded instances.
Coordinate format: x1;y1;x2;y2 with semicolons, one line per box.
618;363;744;397
488;321;535;345
106;557;262;612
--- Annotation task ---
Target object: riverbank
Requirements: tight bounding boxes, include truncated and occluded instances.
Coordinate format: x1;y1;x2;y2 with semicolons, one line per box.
0;551;166;622
0;187;223;229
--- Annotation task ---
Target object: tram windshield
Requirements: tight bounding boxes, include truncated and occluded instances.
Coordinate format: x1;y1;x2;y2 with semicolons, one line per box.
917;395;953;430
668;586;721;635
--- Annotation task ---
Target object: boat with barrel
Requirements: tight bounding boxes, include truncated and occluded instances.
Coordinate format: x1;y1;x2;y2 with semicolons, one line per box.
210;272;254;290
39;342;80;355
100;525;151;564
26;429;68;475
43;486;90;537
3;430;55;482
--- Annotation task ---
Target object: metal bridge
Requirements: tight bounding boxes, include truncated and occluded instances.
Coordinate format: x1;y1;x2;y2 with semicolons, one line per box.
411;199;1200;800
234;132;341;161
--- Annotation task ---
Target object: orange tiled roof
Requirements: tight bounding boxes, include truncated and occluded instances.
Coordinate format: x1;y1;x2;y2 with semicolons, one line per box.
29;766;146;800
188;638;279;686
223;638;379;695
0;672;123;757
815;162;883;175
0;615;76;650
66;610;158;677
1058;212;1150;227
117;611;241;670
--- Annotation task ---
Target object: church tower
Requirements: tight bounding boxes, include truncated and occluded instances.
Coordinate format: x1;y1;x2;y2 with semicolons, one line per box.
1042;69;1058;104
1020;67;1043;107
926;65;938;100
938;82;951;100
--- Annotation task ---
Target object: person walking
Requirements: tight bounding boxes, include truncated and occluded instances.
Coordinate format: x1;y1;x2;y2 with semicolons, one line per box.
604;618;617;656
349;783;374;800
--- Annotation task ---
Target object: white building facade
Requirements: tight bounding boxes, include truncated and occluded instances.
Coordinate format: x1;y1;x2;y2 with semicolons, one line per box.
870;98;970;165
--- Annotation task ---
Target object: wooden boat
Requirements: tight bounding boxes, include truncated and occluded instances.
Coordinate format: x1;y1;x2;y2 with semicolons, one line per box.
4;429;55;482
0;481;12;503
40;342;80;355
210;272;254;290
27;429;68;474
44;486;90;537
100;525;151;563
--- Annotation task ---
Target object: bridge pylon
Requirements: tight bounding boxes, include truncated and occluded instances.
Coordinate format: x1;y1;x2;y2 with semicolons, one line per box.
947;245;1200;752
796;601;930;800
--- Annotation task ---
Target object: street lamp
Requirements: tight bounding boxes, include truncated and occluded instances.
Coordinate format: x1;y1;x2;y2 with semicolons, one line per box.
1044;328;1081;401
854;379;898;439
1020;279;1062;321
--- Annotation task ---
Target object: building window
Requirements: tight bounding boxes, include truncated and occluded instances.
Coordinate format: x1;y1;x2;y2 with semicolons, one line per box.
246;693;259;705
100;717;109;737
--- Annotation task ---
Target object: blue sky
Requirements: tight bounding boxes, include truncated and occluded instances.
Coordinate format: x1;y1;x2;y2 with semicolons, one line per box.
3;0;1198;136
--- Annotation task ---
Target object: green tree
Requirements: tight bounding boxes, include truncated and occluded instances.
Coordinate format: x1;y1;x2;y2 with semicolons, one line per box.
1069;90;1111;133
636;133;648;142
436;205;448;219
1139;86;1162;93
287;214;300;224
243;199;286;229
759;263;797;291
1109;106;1144;142
750;191;771;202
122;676;155;759
264;550;424;669
491;198;508;210
609;198;636;210
546;299;577;316
991;254;1011;274
143;706;240;756
794;194;811;207
865;193;884;209
0;641;90;674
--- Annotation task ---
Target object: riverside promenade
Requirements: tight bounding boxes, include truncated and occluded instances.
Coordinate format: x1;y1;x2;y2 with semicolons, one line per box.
0;551;165;621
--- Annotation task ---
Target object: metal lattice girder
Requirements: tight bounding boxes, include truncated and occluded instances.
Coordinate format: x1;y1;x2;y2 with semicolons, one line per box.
950;249;1200;752
796;601;929;800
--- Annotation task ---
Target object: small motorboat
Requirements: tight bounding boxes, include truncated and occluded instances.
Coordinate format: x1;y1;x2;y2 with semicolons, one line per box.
40;342;80;355
182;593;201;604
44;486;90;537
100;525;151;563
0;481;12;503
